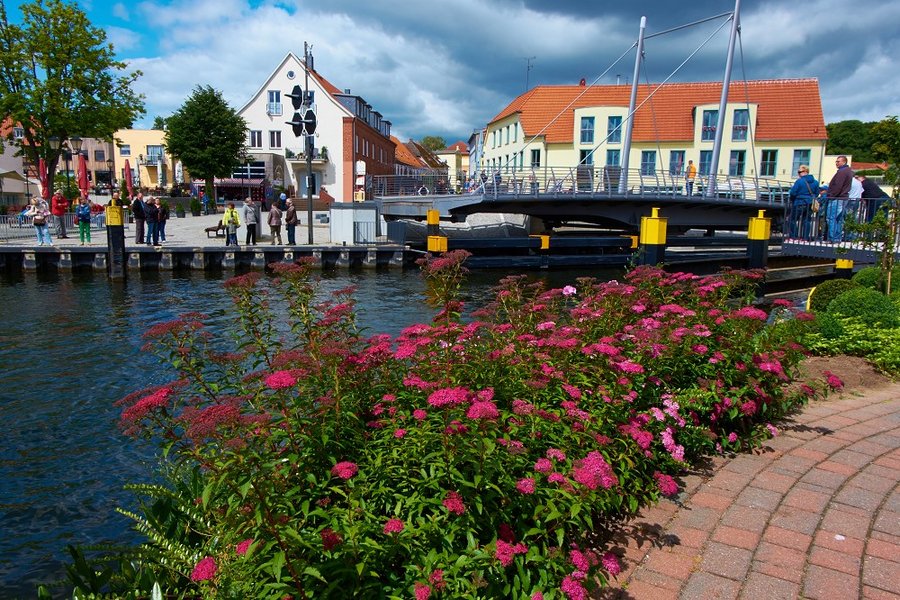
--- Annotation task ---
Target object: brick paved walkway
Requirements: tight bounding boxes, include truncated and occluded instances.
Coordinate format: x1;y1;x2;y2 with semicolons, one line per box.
604;383;900;600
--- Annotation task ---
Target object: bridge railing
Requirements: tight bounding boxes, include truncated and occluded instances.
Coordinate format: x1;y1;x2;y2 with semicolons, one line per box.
373;167;793;205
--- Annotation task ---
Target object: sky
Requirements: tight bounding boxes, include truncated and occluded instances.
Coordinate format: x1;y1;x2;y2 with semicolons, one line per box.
15;0;900;143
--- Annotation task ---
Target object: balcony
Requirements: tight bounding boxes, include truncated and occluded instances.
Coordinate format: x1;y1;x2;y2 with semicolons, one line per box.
285;146;329;163
267;103;283;116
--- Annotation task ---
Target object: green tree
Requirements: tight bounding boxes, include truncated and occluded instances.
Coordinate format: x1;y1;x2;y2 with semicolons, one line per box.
420;135;447;152
164;86;247;210
0;0;144;195
825;119;876;161
152;115;169;130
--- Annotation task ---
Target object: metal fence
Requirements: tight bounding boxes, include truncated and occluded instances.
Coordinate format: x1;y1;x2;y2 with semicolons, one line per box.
0;213;106;244
781;198;900;258
373;167;793;205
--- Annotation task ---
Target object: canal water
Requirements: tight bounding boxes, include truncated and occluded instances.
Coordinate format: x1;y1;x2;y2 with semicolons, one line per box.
0;267;616;596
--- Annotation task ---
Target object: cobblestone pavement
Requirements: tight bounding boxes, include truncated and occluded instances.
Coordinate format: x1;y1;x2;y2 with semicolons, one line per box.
603;384;900;600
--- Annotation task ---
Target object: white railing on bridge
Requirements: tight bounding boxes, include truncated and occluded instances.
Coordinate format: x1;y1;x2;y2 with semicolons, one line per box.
372;167;793;205
0;213;107;244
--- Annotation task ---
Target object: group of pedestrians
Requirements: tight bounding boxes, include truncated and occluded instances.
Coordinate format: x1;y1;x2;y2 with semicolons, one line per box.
787;155;892;242
26;192;96;246
130;193;169;246
219;193;303;247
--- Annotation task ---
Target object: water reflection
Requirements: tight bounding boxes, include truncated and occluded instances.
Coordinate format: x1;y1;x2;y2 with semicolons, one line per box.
0;267;617;595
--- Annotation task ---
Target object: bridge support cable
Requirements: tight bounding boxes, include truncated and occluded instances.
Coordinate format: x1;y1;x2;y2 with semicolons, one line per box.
706;0;742;197
738;32;761;196
618;16;647;194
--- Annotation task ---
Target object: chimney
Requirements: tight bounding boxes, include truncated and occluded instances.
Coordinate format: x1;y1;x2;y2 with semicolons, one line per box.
344;88;351;94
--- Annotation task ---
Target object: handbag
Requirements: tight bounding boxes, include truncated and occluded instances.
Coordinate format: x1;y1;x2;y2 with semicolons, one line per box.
32;213;46;225
803;178;819;213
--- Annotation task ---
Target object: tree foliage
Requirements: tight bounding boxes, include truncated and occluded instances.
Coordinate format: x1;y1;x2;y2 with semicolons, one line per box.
164;86;247;201
825;120;876;162
420;135;447;152
0;0;144;194
152;115;169;131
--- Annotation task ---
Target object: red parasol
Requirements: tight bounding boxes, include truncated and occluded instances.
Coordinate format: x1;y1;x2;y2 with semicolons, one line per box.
124;158;133;198
39;158;50;200
77;152;90;198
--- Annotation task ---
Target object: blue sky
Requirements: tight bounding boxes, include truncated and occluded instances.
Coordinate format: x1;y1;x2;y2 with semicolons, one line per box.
14;0;900;142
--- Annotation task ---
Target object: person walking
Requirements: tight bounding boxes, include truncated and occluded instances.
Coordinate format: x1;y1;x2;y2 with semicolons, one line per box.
242;197;258;245
51;190;69;239
685;160;697;196
75;195;92;245
284;198;298;245
131;193;146;244
222;202;241;247
787;165;819;240
268;201;283;244
144;196;160;246
826;155;854;243
27;197;52;246
158;200;169;242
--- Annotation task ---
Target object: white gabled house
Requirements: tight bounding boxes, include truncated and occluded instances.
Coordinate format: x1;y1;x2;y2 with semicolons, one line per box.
237;52;396;203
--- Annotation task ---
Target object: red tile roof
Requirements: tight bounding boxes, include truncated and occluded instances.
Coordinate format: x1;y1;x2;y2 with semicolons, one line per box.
441;141;469;154
391;135;423;168
490;79;826;143
309;68;343;97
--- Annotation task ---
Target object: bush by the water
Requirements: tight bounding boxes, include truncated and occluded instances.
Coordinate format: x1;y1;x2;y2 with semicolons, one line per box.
851;266;900;294
808;279;857;313
52;260;821;599
827;286;900;327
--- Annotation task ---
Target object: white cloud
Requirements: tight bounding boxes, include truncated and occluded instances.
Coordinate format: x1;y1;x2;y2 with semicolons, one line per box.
106;26;141;53
112;3;129;21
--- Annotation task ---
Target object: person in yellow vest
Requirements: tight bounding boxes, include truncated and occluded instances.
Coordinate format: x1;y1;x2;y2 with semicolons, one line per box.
222;201;241;247
685;160;698;196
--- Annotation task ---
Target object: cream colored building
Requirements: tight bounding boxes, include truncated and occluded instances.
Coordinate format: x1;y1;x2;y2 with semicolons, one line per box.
435;141;470;191
480;79;828;194
112;129;181;191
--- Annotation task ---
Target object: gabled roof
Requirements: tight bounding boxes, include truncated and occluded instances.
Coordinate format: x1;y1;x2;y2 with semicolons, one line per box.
391;135;422;168
391;136;447;169
440;141;469;154
489;79;826;143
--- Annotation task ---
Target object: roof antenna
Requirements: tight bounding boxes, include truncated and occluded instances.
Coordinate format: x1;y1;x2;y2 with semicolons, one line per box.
523;56;536;91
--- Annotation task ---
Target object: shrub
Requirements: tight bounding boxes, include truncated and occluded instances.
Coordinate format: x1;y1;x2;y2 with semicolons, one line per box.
827;287;899;327
61;261;818;599
808;279;857;313
815;313;846;339
852;266;900;294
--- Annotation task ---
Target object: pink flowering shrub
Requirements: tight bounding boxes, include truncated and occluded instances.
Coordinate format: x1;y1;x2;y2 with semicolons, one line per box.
102;259;818;598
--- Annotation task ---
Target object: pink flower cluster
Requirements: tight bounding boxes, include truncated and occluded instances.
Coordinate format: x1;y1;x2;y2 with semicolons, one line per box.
235;538;254;555
427;386;470;408
264;370;297;389
571;451;618;490
516;477;536;494
383;518;404;534
320;527;342;550
653;471;679;497
495;539;528;566
442;490;466;515
467;400;499;420
331;461;358;480
190;556;217;582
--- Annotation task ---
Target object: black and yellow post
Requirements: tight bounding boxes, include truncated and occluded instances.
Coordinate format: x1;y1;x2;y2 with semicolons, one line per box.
426;209;447;253
105;204;127;280
529;234;550;251
747;209;771;270
835;258;854;279
638;207;667;265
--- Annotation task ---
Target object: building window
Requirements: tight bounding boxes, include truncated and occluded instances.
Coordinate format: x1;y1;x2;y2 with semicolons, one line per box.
94;149;105;162
729;150;746;176
249;131;262;148
699;150;713;175
267;90;282;116
492;131;497;148
669;150;686;175
505;126;509;145
13;127;24;139
580;117;595;144
640;150;656;175
732;109;749;141
580;149;594;165
792;149;811;174
519;151;524;168
513;123;518;143
146;145;164;162
760;149;777;177
606;149;621;166
119;144;131;157
701;110;718;141
269;130;281;149
530;149;541;167
607;116;622;144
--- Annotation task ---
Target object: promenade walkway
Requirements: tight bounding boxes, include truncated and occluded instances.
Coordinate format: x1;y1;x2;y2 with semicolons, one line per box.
605;378;900;600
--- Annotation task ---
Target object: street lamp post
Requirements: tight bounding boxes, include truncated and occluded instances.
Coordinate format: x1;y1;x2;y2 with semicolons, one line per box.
106;158;115;200
24;167;30;200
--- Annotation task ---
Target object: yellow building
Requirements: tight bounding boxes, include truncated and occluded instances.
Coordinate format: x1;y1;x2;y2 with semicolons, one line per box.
112;129;183;191
480;79;827;194
435;141;470;192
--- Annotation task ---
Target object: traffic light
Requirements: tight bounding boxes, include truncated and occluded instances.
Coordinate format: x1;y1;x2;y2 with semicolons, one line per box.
288;112;305;138
286;85;304;110
302;109;316;135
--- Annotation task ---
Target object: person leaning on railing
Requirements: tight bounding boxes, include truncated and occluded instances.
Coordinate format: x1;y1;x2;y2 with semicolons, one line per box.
788;165;819;241
825;155;854;243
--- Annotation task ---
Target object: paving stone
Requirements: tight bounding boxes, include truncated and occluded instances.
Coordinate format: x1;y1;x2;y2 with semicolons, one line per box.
752;470;797;494
802;565;860;600
831;448;876;469
738;571;800;600
862;556;900;595
782;486;831;513
813;529;865;555
818;459;862;477
734;486;783;511
834;485;887;511
710;525;760;551
820;506;873;538
864;536;900;562
787;447;829;462
673;505;721;532
623;579;680;600
642;550;698;581
768;505;822;535
679;572;740;600
872;510;900;537
808;544;862;575
761;526;813;551
698;542;753;580
720;505;770;534
800;467;850;490
863;584;900;600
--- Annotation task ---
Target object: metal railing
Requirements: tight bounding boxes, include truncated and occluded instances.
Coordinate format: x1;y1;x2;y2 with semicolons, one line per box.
782;198;900;257
373;167;793;204
0;213;107;244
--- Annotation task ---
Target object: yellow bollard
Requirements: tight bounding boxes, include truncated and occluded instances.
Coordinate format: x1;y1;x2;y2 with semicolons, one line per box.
638;207;667;265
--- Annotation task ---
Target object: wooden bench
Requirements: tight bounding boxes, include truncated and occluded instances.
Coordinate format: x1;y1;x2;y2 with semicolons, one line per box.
205;221;226;238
